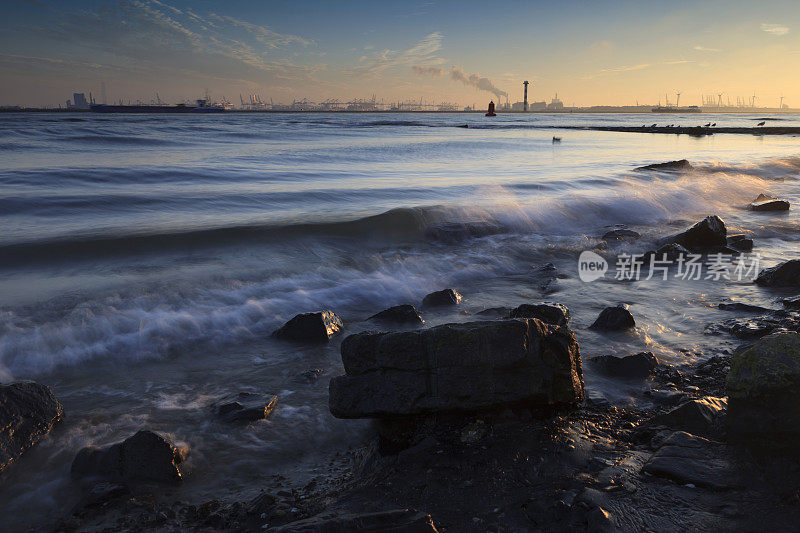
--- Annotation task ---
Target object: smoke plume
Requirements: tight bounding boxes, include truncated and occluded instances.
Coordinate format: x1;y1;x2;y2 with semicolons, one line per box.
413;65;507;98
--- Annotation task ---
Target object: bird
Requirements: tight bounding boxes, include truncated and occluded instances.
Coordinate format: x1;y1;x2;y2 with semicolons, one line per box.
552;136;562;143
757;121;766;126
711;123;716;127
650;124;657;128
704;122;711;127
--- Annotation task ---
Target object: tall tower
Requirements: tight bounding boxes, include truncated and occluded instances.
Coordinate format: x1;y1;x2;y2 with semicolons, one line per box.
523;80;529;112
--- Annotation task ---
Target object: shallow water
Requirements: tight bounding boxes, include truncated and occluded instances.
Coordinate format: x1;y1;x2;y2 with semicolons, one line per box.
1;111;799;528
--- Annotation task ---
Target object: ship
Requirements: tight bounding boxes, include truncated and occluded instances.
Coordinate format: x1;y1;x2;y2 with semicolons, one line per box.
651;105;701;113
90;99;226;113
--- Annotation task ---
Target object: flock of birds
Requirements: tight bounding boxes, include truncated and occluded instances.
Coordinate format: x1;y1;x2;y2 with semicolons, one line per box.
641;121;768;128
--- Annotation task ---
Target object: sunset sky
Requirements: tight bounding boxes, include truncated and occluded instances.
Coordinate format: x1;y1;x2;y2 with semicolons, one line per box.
1;0;799;107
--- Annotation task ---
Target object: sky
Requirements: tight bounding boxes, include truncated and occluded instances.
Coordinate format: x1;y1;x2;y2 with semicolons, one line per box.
1;0;799;107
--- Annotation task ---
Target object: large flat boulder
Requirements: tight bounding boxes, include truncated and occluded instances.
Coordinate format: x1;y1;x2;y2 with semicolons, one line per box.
755;259;800;287
273;311;343;343
726;331;800;443
749;193;790;212
643;431;741;490
212;392;277;423
0;381;63;473
329;318;584;418
71;430;186;484
509;302;570;326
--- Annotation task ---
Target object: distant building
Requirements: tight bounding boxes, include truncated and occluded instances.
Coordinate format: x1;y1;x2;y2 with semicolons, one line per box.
546;93;564;110
531;101;547;111
511;101;526;111
66;92;91;109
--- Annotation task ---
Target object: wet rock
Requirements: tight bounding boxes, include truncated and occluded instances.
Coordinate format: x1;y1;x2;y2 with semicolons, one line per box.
212;392;277;423
586;506;616;533
748;193;790;212
71;483;131;517
0;381;63;473
475;307;511;317
534;263;560;293
651;397;727;437
718;302;771;313
643;389;690;407
602;229;641;242
781;296;800;310
755;259;800;287
589;305;635;331
71;430;186;484
368;304;424;325
643;431;741;490
704;314;788;339
269;508;438;532
273;310;343;343
589;352;658;379
727;331;800;443
661;215;727;251
727;234;754;252
421;288;461;308
635;159;693;172
296;368;324;383
642;243;690;262
329;319;584;418
509;302;570;326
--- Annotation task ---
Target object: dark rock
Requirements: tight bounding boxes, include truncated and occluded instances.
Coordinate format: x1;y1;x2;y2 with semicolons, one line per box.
643;431;741;490
586;506;616;533
270;508;439;532
71;430;186;484
781;296;800;310
755;259;800;287
643;243;690;262
296;368;324;383
273;310;343;343
212;392;277;423
727;331;800;444
635;159;693;172
368;305;424;325
602;229;640;242
71;483;131;516
589;305;635;331
748;193;790;212
704;315;785;339
718;302;771;313
661;216;727;251
475;307;511;317
643;389;690;407
589;352;658;379
509;302;570;326
651;397;727;437
329;319;584;418
0;381;63;473
421;288;461;308
727;234;754;252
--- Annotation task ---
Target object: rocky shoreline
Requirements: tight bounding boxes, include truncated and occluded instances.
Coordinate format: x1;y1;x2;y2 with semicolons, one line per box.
5;210;800;532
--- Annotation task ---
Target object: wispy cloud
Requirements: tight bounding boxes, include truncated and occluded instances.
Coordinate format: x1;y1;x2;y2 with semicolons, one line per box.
664;59;694;65
693;45;721;52
761;23;789;36
351;32;444;76
582;63;650;80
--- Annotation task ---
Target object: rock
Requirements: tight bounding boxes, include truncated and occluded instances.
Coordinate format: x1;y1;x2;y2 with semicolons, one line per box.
509;302;570;326
781;296;800;310
726;331;800;443
602;229;640;242
329;319;584;418
643;243;690;262
651;397;727;437
269;508;439;532
368;305;424;325
0;381;63;473
70;482;131;516
755;259;800;287
71;430;186;484
727;234;754;252
212;392;277;423
589;352;658;379
718;302;771;313
643;431;741;490
533;263;560;293
273;310;343;343
643;389;690;407
589;305;635;331
421;288;461;308
661;216;727;251
475;307;511;317
635;159;693;172
586;506;616;533
295;368;324;383
748;193;790;212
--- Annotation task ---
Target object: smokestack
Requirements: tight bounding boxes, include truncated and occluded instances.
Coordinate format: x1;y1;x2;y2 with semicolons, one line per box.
523;80;529;112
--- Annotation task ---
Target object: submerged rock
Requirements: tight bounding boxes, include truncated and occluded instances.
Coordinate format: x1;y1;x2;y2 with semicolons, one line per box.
635;159;693;172
273;310;343;343
727;331;800;443
717;302;771;313
71;430;186;484
421;288;461;308
0;381;63;473
270;509;439;532
589;305;635;331
212;392;277;423
661;215;727;251
368;304;424;325
475;306;511;317
754;259;800;287
589;352;657;379
602;229;641;242
329;318;584;418
509;302;570;326
781;296;800;310
748;193;790;212
643;431;740;490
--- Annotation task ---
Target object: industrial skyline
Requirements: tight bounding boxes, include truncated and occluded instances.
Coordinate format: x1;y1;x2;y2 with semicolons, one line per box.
1;1;799;108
